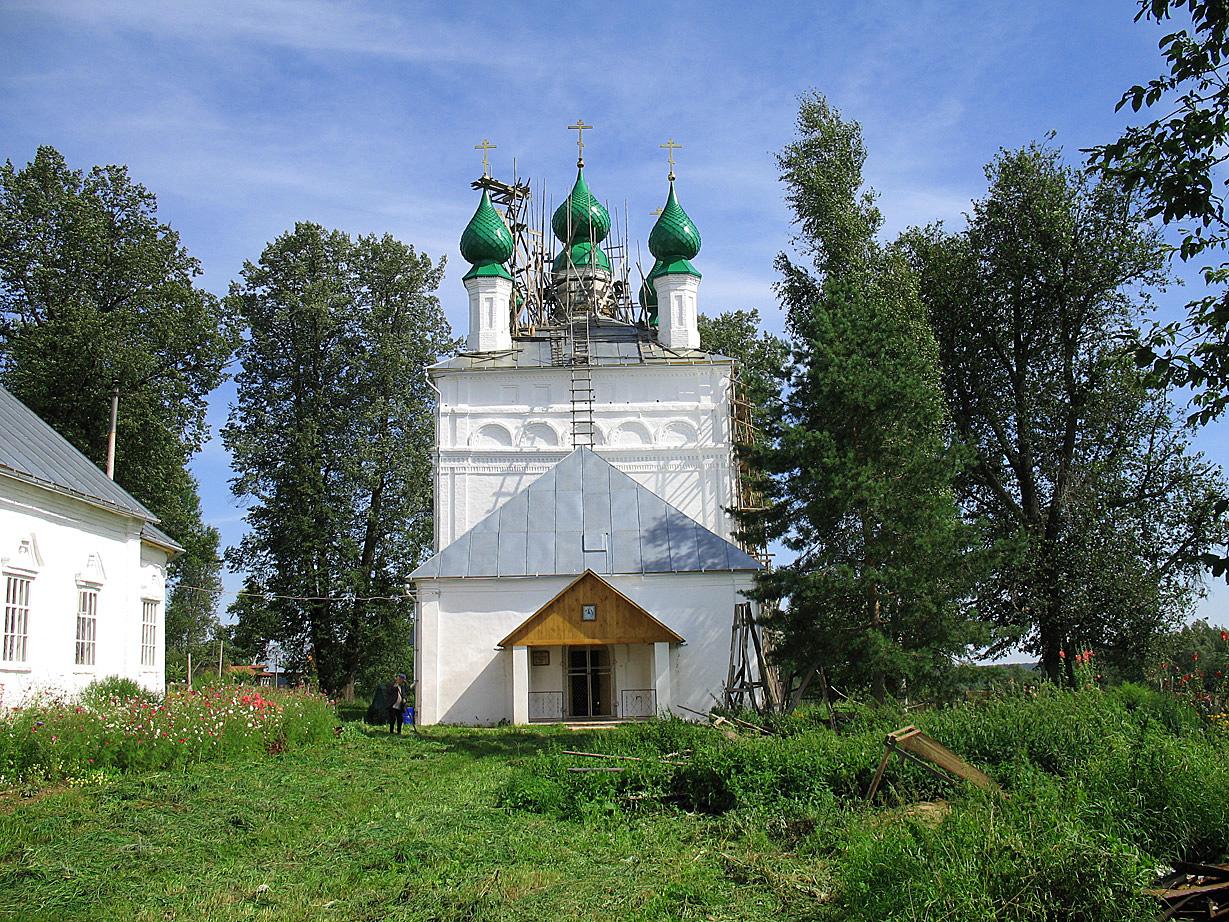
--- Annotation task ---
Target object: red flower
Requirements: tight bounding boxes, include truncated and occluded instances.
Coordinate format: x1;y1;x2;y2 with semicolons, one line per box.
1221;630;1228;642
1058;649;1067;660
1193;652;1200;662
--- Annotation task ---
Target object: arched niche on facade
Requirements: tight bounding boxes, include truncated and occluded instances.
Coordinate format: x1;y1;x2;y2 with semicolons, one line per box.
520;422;560;448
658;420;698;448
469;423;515;449
610;421;652;447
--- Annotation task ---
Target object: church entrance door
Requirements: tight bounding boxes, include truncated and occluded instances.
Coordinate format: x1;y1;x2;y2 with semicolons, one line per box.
566;646;613;718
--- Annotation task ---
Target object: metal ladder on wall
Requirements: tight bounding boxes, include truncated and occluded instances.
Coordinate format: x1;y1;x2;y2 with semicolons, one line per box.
569;312;595;448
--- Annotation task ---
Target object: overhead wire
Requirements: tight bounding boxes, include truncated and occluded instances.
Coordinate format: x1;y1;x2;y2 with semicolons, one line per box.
168;583;415;603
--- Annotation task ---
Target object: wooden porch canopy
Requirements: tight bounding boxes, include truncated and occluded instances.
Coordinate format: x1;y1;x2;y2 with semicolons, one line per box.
498;570;684;648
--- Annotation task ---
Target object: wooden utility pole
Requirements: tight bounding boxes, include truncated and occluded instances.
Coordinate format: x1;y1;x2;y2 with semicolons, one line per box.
105;384;119;479
218;638;224;678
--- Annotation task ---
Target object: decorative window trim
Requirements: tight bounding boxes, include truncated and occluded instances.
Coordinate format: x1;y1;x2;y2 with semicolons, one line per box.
75;552;106;588
1;533;42;577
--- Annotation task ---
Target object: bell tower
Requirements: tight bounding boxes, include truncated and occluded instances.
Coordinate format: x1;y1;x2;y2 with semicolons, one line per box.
645;146;703;350
459;143;515;353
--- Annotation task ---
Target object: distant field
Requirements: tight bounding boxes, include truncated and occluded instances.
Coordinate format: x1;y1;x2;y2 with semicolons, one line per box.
0;723;820;921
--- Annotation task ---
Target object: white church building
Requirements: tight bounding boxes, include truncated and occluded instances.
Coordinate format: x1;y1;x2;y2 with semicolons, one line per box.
0;386;177;703
411;136;763;725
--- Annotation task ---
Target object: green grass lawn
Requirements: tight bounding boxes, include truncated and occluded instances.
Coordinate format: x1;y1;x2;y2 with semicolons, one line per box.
0;723;827;921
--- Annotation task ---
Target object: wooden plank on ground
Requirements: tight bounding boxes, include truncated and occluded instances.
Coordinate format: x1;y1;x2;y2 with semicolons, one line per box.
867;725;1001;801
1172;860;1229;882
890;726;1000;793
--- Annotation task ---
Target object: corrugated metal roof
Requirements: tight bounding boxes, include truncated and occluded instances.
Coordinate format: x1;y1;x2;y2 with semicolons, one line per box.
411;447;761;579
432;319;733;371
0;385;158;521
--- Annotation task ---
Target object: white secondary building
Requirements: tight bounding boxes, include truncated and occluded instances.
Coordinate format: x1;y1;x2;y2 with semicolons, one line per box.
412;146;762;725
0;386;179;703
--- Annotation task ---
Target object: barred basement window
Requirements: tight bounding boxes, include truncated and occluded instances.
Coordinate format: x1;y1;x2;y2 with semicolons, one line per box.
3;575;31;663
141;599;157;667
75;588;98;666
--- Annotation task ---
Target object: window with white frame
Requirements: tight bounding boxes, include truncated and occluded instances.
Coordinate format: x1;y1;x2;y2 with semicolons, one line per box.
75;587;98;666
141;599;157;667
3;574;31;663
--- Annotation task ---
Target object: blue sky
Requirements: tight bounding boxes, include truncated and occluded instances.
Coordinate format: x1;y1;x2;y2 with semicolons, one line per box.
2;1;1226;631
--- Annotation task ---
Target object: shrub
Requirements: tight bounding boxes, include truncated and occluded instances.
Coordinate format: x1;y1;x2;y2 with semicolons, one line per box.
79;675;158;711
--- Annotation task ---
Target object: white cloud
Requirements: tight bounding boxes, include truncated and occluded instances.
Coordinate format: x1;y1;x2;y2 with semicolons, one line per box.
8;0;541;71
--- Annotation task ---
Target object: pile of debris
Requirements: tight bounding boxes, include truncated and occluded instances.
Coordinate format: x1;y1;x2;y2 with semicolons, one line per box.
1147;862;1229;920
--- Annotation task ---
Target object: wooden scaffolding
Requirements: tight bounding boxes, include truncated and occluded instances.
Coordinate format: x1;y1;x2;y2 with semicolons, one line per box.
722;367;783;712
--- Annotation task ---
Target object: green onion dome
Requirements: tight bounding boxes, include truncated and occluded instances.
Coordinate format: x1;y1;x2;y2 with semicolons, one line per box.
552;241;611;274
648;183;701;277
460;189;514;280
551;168;611;245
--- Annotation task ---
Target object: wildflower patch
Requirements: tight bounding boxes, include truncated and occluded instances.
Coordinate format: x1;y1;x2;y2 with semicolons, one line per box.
0;683;336;787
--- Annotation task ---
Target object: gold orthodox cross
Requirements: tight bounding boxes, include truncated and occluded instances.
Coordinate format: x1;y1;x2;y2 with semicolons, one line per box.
660;138;682;181
474;138;496;178
568;118;593;167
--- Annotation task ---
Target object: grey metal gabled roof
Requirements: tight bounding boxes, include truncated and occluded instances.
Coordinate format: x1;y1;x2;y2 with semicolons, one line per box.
411;447;761;580
141;522;186;554
0;385;159;522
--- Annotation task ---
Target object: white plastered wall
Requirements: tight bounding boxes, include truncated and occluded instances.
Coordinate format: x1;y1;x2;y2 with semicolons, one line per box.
464;275;513;353
0;476;168;704
432;361;738;548
413;571;755;726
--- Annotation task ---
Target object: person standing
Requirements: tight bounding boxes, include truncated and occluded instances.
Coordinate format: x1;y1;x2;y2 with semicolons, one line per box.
388;674;407;735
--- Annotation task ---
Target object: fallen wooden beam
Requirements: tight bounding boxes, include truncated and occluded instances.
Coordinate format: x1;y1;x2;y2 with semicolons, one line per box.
678;704;773;736
566;766;624;773
1172;860;1229;883
1146;879;1229;900
562;750;685;766
867;725;1001;802
1146;861;1229;920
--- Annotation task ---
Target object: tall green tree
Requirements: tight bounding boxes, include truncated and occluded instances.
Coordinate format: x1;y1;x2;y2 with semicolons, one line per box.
745;93;974;703
224;222;453;697
698;309;788;432
0;146;233;639
902;144;1227;681
163;484;224;675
